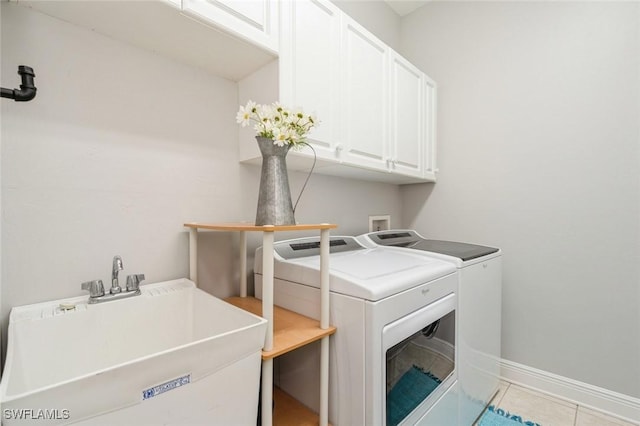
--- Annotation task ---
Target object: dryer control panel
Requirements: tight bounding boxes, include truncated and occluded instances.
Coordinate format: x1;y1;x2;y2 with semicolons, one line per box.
275;236;365;260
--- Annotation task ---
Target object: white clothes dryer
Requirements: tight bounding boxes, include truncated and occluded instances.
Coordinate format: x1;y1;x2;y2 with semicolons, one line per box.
357;230;502;425
254;236;460;426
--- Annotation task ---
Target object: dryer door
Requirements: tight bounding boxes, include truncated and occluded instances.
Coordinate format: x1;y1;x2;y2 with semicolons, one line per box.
383;293;457;426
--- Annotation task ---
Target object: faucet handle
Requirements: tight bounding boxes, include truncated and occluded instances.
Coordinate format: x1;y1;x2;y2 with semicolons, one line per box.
126;274;145;292
81;280;105;298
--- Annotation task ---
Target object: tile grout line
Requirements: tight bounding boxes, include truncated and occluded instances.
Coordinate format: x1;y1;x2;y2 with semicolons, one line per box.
500;381;581;426
495;381;511;407
499;382;511;406
501;381;639;426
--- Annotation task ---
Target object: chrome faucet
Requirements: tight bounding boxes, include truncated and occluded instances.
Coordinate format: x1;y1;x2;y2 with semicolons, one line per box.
81;255;144;304
111;255;124;294
126;273;145;292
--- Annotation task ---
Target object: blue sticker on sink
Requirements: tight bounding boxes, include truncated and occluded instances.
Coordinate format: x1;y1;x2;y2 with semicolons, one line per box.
143;374;191;400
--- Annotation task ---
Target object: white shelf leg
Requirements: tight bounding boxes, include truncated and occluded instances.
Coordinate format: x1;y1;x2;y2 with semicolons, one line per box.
261;358;273;426
261;228;275;426
319;227;330;426
189;228;198;285
262;229;274;351
239;230;247;297
320;228;330;329
320;336;329;426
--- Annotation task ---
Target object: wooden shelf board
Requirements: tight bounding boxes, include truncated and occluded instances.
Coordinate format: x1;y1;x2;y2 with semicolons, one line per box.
225;296;336;360
184;222;337;232
273;386;331;426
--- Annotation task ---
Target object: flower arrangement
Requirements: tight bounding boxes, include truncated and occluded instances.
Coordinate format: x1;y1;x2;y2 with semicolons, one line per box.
236;101;317;148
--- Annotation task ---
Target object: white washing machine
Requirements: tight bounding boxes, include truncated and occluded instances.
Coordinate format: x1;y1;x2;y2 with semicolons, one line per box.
357;230;502;425
254;236;460;426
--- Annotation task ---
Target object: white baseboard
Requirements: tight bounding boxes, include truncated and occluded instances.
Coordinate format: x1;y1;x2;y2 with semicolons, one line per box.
500;358;640;424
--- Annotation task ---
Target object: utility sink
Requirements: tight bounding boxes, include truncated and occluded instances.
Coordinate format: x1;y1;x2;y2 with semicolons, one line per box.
0;278;267;425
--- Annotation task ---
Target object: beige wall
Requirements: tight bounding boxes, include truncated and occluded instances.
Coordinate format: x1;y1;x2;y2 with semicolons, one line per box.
400;1;640;398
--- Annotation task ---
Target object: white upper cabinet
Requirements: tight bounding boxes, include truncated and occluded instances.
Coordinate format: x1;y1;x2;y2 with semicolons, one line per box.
279;0;342;161
182;0;279;54
341;18;389;172
388;50;425;179
17;0;437;183
239;0;438;183
18;0;276;82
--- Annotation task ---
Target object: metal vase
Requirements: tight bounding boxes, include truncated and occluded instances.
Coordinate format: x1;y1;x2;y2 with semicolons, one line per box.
255;136;296;226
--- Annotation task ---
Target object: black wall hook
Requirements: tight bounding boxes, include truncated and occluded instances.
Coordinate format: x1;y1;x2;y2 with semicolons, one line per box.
1;65;37;102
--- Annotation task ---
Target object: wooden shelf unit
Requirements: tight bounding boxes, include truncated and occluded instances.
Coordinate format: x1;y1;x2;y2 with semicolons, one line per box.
225;296;336;359
273;387;330;426
184;222;337;426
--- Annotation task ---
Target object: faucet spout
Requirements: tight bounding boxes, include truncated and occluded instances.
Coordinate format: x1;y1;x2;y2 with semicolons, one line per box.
111;255;124;294
81;255;143;304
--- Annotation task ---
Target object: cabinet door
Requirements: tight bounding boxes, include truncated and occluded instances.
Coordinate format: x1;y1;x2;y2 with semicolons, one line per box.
182;0;278;53
280;0;341;161
424;75;438;180
388;51;425;179
341;18;388;171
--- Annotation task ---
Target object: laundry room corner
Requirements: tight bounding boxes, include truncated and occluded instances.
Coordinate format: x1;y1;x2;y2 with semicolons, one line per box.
399;0;640;404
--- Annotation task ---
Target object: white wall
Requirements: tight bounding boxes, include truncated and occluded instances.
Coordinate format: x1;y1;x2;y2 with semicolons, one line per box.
333;0;401;50
0;3;401;361
400;1;640;398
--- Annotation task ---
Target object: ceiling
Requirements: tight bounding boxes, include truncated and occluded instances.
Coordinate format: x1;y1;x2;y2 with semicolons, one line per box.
383;0;430;17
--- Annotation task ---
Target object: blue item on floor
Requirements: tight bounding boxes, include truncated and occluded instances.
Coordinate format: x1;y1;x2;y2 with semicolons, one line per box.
478;405;542;426
386;365;441;426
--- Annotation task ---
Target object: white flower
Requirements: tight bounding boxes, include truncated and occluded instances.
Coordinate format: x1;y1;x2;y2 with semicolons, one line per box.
236;106;252;127
272;127;290;147
235;100;318;147
272;102;285;115
291;108;305;121
245;100;257;114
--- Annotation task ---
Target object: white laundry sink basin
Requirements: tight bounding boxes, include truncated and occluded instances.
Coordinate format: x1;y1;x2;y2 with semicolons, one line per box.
0;278;267;425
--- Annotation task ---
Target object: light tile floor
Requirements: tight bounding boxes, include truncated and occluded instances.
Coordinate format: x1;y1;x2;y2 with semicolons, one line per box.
489;381;639;426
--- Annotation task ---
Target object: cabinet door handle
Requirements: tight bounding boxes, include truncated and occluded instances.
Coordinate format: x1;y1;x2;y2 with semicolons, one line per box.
335;144;343;157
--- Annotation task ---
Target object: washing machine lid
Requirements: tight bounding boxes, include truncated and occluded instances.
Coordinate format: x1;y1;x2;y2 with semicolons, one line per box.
362;230;499;262
256;236;456;301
